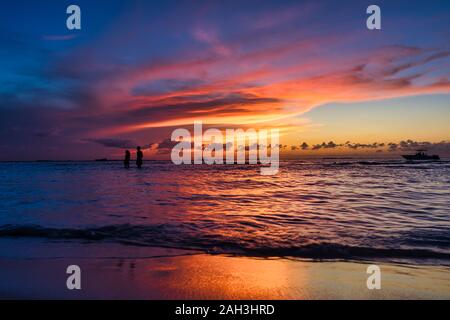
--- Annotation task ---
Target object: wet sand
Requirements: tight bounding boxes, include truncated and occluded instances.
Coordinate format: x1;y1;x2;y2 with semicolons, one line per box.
1;245;449;299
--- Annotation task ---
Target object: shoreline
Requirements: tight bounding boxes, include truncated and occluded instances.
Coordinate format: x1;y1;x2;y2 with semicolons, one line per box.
1;248;449;299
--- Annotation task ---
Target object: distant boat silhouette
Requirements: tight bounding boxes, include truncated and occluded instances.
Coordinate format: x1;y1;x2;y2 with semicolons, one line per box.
402;149;440;161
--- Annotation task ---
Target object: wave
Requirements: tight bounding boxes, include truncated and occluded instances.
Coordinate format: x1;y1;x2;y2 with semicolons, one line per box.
1;224;449;262
321;160;450;167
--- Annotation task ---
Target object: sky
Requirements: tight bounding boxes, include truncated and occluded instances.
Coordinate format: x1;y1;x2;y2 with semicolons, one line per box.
0;0;449;160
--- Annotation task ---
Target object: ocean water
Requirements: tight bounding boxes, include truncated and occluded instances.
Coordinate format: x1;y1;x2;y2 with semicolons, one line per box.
0;160;449;265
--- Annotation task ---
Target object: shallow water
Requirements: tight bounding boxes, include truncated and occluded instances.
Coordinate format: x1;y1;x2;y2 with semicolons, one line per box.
0;159;449;264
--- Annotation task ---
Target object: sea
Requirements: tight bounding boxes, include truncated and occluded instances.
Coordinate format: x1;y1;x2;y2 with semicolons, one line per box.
1;159;449;265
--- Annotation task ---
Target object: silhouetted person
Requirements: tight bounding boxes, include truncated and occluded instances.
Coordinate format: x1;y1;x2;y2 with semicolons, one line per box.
124;150;130;168
136;146;143;169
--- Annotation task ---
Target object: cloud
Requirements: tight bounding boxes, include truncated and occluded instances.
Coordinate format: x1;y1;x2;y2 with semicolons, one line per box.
394;139;445;152
149;138;180;154
388;143;398;152
204;142;234;151
57;35;449;139
13;32;449;142
386;140;450;154
324;141;338;149
1;2;449;160
84;138;136;149
123;93;281;121
292;140;450;155
192;28;232;56
310;141;340;150
345;142;382;150
131;79;206;96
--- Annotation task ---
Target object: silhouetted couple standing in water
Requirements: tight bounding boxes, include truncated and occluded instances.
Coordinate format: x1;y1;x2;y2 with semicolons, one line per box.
124;146;143;169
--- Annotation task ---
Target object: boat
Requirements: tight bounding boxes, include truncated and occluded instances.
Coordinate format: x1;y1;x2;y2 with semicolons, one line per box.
402;150;440;161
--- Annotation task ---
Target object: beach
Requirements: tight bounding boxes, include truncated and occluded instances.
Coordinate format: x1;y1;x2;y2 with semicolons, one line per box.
0;160;449;299
2;0;450;303
1;240;449;299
